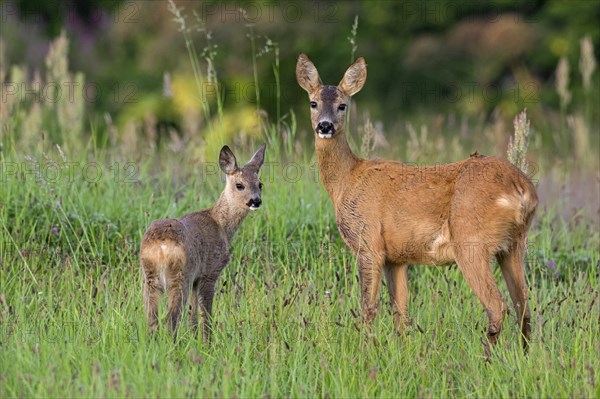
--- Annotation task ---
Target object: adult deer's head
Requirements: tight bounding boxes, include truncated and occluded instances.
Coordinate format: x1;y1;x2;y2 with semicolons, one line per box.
296;53;367;139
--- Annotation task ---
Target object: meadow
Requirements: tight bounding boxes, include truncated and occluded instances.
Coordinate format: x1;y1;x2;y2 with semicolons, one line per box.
1;4;599;398
1;130;599;398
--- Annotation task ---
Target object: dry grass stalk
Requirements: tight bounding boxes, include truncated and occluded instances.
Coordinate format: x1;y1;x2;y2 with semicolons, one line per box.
579;35;596;92
555;56;571;111
360;113;376;157
507;109;531;174
44;31;85;142
568;114;591;166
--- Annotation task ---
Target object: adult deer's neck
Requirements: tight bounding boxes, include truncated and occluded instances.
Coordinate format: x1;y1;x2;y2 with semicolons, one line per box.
210;194;249;242
315;131;360;202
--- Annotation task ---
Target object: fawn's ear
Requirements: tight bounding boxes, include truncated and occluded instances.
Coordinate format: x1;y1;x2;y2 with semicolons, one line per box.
296;53;322;93
246;143;266;170
338;57;367;97
219;145;239;175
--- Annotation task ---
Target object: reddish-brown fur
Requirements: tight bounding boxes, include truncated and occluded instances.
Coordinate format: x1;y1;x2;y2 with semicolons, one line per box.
296;53;537;352
140;144;265;340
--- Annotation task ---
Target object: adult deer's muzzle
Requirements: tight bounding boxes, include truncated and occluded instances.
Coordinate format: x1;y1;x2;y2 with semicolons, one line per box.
316;121;335;138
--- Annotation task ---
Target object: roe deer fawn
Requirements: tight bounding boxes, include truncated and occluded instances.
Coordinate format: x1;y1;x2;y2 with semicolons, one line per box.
296;53;537;353
140;144;266;340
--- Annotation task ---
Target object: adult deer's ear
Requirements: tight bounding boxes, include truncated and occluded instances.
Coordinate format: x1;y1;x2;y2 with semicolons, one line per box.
296;53;323;93
338;57;367;97
219;145;239;175
246;143;266;170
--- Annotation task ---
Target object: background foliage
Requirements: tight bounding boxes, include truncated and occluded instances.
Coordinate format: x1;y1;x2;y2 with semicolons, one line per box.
3;1;599;136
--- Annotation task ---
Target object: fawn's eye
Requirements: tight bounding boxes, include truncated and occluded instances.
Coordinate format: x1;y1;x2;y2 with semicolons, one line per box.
235;183;245;191
338;104;347;111
310;101;317;109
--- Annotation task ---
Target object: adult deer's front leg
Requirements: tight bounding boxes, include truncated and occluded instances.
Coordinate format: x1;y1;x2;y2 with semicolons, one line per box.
384;262;411;334
357;251;384;327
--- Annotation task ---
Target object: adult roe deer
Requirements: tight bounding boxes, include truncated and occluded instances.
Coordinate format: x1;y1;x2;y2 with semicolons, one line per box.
140;144;266;340
296;53;537;352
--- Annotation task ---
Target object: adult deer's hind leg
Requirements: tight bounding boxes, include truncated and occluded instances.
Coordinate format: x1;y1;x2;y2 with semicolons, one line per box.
497;236;531;352
454;245;506;356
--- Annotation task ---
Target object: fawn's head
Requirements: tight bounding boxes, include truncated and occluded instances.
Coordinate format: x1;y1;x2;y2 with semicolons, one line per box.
219;144;266;211
296;53;367;139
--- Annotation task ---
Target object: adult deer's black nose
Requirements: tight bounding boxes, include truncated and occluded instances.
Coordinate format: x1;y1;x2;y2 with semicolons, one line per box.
316;121;334;134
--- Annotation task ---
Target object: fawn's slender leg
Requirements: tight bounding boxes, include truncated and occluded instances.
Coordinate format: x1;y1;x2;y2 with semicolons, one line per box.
497;237;531;352
196;278;216;342
165;272;189;339
189;280;199;332
384;262;411;334
142;265;161;333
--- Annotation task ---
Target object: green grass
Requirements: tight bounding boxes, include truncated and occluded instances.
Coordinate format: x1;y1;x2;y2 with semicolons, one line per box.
0;141;598;398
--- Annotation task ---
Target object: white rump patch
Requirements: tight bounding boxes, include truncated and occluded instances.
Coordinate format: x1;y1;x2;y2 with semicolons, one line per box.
159;265;168;290
143;242;185;290
496;195;518;209
159;244;169;288
496;194;526;224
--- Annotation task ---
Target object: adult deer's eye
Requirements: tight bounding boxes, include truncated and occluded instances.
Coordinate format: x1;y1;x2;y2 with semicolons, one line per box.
338;104;347;111
259;182;263;190
236;183;245;191
310;101;317;109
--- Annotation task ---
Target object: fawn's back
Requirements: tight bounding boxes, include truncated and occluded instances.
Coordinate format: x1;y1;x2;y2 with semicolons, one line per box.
141;212;228;292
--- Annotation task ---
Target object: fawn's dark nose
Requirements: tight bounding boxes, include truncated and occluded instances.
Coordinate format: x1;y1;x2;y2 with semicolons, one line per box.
316;121;334;134
247;198;262;209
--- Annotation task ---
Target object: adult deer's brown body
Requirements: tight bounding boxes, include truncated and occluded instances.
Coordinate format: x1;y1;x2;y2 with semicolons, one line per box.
140;145;265;340
296;53;537;351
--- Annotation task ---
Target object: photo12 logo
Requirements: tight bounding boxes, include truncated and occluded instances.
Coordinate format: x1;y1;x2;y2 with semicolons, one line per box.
0;319;139;344
398;81;541;105
0;1;140;24
396;1;538;23
197;1;338;23
0;161;139;184
1;81;138;105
